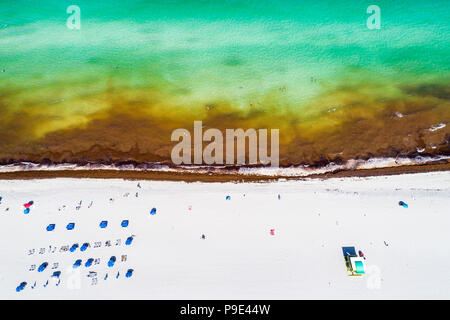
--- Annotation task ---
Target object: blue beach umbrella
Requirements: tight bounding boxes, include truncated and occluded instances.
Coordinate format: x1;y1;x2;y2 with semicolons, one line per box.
46;224;55;231
70;243;79;252
99;220;108;228
66;222;75;230
73;259;82;268
24;208;30;214
80;243;89;252
52;271;61;278
16;282;27;292
107;256;116;268
125;269;134;278
150;208;157;215
399;201;409;208
85;258;94;267
121;220;129;227
38;262;48;272
226;195;231;200
125;236;134;246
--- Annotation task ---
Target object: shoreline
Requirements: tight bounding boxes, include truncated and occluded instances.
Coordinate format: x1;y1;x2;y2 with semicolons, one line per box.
0;162;448;182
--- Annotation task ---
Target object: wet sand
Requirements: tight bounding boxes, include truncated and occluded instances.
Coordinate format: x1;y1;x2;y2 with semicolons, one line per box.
0;162;448;182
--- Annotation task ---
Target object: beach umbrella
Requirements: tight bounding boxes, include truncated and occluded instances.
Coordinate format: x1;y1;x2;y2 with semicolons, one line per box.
52;271;61;278
16;282;27;292
29;201;34;205
226;195;231;200
80;243;89;252
99;220;108;228
66;222;75;230
38;262;48;272
24;203;31;209
125;236;134;245
70;243;79;252
121;220;129;227
73;259;82;269
125;269;134;278
46;224;55;231
107;256;116;267
24;208;30;214
150;208;157;215
399;201;408;208
85;258;94;267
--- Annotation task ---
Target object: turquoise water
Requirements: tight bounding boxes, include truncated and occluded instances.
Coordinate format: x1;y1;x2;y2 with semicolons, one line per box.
0;0;449;165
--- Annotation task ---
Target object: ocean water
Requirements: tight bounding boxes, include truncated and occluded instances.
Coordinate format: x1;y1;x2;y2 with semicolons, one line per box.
0;0;449;167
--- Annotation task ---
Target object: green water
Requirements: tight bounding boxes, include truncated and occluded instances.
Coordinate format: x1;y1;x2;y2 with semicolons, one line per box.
0;0;449;164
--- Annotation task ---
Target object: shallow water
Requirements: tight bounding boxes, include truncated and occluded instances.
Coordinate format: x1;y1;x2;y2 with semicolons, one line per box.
0;0;449;166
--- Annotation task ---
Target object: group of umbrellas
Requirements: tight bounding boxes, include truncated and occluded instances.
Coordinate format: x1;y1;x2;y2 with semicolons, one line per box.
23;201;34;214
15;201;146;293
46;220;130;232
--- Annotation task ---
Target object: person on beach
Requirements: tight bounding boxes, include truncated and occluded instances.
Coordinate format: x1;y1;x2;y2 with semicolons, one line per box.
358;250;366;260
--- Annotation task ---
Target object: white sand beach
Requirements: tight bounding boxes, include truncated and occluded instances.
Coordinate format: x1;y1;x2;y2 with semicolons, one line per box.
0;171;449;299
